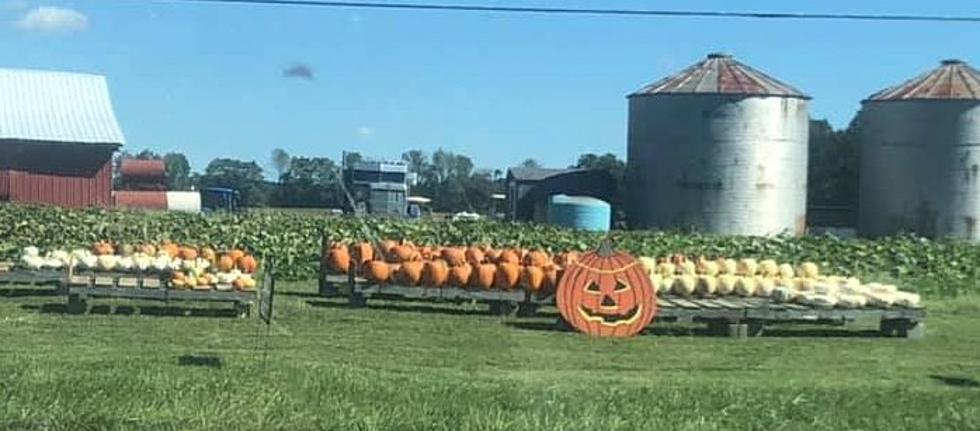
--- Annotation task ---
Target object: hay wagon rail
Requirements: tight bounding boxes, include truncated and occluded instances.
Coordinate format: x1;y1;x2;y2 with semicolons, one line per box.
62;269;264;318
321;274;526;315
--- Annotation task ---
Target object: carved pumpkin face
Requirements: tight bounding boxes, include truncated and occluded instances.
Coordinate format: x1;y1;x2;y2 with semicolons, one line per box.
556;242;657;337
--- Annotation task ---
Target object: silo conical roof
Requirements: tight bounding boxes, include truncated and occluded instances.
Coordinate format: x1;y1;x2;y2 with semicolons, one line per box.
865;59;980;101
628;53;809;99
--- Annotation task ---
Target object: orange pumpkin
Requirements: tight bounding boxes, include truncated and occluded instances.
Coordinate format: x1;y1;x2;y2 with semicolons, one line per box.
554;251;579;268
497;250;520;265
237;255;258;273
217;255;236;272
464;247;485;265
389;245;418;263
394;261;424;285
447;264;473;287
484;248;502;263
92;241;114;256
543;264;560;293
228;249;246;262
351;242;374;266
494;263;521;290
556;241;658;337
471;263;496;290
523;250;550;267
326;244;350;274
161;243;180;258
179;247;199;260
363;261;391;283
441;247;467;267
422;260;449;287
520;265;545;292
200;247;217;263
380;240;398;255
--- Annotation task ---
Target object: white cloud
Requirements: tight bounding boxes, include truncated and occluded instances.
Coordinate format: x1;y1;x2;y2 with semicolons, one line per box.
357;127;374;136
15;6;88;33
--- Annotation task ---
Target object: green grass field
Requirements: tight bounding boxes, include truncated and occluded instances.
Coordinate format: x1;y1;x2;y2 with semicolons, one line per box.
1;281;979;430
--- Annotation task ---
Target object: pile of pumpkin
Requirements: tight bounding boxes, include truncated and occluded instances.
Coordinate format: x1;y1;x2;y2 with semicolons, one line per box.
19;242;259;291
325;241;579;293
639;255;921;308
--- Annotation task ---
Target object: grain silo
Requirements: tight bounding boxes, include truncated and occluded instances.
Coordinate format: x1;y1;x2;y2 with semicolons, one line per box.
626;53;810;235
858;59;980;241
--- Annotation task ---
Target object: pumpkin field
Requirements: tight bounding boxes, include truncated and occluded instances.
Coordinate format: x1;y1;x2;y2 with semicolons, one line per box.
2;204;980;430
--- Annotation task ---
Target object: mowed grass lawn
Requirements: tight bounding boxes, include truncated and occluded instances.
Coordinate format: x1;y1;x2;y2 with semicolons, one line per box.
1;281;979;430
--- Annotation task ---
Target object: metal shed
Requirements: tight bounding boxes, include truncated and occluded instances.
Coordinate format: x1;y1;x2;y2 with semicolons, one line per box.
0;68;125;207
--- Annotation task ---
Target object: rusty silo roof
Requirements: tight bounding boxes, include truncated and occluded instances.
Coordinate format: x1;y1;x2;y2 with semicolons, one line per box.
629;53;809;99
864;59;980;102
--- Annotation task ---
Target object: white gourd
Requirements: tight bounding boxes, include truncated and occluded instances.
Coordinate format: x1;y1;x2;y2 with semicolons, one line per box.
836;294;867;309
657;262;676;277
672;275;697;296
755;277;775;297
737;259;759;276
778;263;796;279
659;276;675;296
649;273;663;295
798;262;819;279
42;257;64;269
734;276;757;297
152;256;171;272
81;255;99;270
893;291;921;307
759;259;779;277
677;261;696;276
865;291;895;307
716;274;737;295
717;258;738;275
118;257;135;272
695;275;717;296
638;257;657;275
813;282;838;296
23;246;40;257
698;260;720;276
97;255;120;272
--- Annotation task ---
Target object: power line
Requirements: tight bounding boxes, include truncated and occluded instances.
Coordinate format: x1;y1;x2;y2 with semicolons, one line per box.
153;0;980;23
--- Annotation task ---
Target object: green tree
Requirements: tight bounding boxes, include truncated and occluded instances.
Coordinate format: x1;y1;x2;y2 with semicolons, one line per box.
163;153;192;191
196;158;269;207
808;118;859;207
277;157;342;207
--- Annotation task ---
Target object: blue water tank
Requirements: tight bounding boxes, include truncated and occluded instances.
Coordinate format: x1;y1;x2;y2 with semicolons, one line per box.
547;195;611;232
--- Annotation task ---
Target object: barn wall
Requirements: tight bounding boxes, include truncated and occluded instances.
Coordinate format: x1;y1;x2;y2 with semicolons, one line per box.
0;170;8;200
2;143;115;207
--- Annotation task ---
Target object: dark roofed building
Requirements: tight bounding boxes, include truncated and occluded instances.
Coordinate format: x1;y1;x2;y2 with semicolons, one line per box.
0;68;125;207
505;167;616;222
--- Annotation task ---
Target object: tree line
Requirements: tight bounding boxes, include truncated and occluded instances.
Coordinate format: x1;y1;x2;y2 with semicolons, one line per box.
114;118;857;217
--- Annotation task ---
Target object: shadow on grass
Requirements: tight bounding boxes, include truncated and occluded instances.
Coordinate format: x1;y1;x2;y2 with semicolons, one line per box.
306;299;494;317
277;291;323;299
506;320;890;338
929;375;980;388
0;287;60;297
178;354;223;368
22;303;240;318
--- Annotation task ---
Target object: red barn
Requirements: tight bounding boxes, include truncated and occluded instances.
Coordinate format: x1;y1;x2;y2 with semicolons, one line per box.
0;68;125;207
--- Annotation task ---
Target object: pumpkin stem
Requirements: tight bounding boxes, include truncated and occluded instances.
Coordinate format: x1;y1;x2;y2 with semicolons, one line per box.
596;238;616;257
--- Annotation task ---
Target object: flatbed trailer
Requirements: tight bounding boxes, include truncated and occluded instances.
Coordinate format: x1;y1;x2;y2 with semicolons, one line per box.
322;272;926;338
61;268;264;318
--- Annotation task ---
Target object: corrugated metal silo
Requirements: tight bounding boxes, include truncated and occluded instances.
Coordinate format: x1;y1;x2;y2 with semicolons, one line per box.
858;59;980;241
626;53;810;235
547;195;611;232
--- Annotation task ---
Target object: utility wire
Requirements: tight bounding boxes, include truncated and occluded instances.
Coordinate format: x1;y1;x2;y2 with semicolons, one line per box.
154;0;980;23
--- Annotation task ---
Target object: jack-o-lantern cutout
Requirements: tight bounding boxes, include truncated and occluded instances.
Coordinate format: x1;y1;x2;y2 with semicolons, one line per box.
556;241;657;337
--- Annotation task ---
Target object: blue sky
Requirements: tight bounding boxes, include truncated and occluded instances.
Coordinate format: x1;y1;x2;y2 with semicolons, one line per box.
1;0;977;176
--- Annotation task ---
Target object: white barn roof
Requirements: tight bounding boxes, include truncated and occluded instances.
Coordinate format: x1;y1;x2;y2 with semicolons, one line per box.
0;68;125;145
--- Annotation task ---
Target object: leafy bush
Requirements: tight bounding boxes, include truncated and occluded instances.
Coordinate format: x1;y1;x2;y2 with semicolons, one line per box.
1;204;977;295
